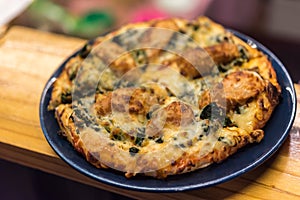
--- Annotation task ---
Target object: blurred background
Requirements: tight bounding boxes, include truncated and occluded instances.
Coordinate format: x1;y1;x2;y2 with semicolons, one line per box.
10;0;300;81
1;0;300;199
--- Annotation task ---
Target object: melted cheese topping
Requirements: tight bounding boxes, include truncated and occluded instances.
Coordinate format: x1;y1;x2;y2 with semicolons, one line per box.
50;17;280;177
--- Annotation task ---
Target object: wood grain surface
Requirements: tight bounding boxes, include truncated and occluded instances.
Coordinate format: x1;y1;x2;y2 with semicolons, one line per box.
0;26;299;200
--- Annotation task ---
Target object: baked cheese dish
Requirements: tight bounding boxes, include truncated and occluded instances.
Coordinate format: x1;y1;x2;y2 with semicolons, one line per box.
48;17;281;178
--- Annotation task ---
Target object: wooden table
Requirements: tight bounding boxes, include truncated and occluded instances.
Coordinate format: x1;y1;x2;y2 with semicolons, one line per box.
0;26;299;200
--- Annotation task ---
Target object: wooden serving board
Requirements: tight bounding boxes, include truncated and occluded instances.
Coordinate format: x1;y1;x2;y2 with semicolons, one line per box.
0;26;299;199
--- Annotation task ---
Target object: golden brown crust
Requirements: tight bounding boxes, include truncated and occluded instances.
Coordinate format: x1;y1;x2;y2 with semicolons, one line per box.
205;42;240;65
48;16;281;179
142;127;264;178
95;93;112;116
222;70;265;107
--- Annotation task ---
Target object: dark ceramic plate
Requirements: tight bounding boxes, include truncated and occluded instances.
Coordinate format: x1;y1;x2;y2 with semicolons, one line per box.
40;30;296;192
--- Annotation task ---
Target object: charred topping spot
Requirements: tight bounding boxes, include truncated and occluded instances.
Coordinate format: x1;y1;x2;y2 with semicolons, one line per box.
112;35;122;45
200;102;226;120
149;88;155;94
223;116;236;127
69;71;77;81
134;132;145;146
200;103;235;128
104;125;111;133
234;106;241;114
171;160;177;166
111;128;126;141
135;50;142;56
238;45;248;60
166;87;176;97
266;82;280;106
269;71;273;78
246;97;254;104
216;36;222;43
203;125;209;133
193;24;200;31
112;134;122;141
218;136;225;141
140;86;146;92
187;22;200;31
248;66;259;72
132;50;147;64
134;136;144;146
155;137;164;144
96;86;103;94
61;91;72;104
201;120;210;133
69;114;75;122
216;35;229;43
232;58;244;66
148;136;154;140
79;43;91;58
179;143;186;148
92;126;100;132
198;134;204;140
187;160;195;167
217;64;231;73
146;111;152;120
129;147;139;156
179;29;186;34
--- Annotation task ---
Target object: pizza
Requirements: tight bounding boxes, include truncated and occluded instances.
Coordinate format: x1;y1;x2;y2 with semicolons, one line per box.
48;17;281;179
